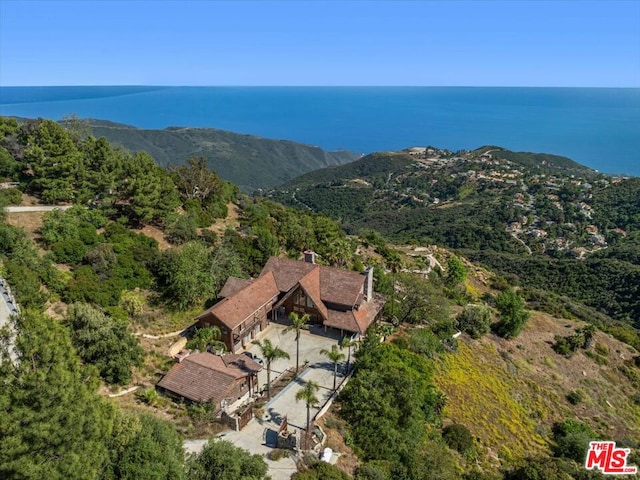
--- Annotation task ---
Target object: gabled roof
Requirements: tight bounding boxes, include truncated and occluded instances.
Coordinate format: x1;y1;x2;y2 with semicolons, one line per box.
219;277;253;298
324;295;385;334
197;271;279;330
319;266;365;307
260;257;366;308
261;257;316;293
157;352;262;404
298;267;328;320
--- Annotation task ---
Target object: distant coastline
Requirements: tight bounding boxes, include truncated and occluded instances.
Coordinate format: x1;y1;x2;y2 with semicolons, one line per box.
1;86;639;176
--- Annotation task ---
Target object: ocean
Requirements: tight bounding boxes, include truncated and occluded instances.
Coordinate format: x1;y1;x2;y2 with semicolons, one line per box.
1;86;639;176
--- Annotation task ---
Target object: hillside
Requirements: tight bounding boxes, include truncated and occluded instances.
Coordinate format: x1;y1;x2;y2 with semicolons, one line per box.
433;313;640;465
2;118;640;478
88;119;360;191
268;147;640;331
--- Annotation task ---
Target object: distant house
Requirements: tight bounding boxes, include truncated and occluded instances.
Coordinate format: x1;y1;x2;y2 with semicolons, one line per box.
156;352;262;412
196;251;385;353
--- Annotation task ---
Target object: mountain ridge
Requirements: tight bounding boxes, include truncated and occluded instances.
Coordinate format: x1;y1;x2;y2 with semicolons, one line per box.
86;119;361;192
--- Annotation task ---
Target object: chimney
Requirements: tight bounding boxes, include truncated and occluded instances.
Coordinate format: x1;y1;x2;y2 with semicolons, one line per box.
363;267;373;301
303;250;316;264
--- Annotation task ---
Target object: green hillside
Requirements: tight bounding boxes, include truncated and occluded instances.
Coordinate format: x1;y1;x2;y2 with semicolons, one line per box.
2;117;640;479
269;147;640;334
88;119;360;191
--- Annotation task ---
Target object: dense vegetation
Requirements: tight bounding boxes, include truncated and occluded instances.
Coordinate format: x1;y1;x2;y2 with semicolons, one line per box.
0;116;358;477
269;147;640;345
1;116;638;478
88;118;360;191
339;335;459;480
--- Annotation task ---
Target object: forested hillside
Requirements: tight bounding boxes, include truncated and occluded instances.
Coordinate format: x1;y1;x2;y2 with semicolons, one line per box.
1;117;639;479
87;119;360;191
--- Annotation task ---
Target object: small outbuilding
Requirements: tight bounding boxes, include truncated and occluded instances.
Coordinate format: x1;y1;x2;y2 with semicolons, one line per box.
156;352;262;413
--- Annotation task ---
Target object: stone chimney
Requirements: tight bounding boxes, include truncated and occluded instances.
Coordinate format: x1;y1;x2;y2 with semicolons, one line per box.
303;250;316;264
363;267;374;301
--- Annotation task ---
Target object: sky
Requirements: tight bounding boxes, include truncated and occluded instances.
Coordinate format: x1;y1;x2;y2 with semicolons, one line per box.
0;0;639;87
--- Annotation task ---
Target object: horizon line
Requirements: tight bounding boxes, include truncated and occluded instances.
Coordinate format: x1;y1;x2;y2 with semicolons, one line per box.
1;84;639;89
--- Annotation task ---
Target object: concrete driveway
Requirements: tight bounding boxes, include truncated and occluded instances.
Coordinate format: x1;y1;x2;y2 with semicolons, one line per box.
253;323;343;427
185;323;348;479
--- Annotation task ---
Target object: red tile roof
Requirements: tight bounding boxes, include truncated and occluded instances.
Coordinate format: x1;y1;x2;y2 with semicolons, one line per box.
157;352;261;404
319;266;365;307
201;255;384;335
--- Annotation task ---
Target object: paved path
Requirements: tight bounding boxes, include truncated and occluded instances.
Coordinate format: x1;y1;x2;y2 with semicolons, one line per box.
4;205;72;213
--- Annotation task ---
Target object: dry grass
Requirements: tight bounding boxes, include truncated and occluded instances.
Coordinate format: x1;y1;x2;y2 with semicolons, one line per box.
432;312;640;468
5;211;47;240
317;412;360;476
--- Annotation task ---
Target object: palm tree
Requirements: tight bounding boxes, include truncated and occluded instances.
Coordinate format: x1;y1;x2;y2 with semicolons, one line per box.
320;344;346;392
285;311;310;374
295;380;319;444
186;326;225;353
252;338;290;399
340;335;355;373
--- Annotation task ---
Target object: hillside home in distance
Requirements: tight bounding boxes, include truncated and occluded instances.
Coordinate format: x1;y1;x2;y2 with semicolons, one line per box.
196;250;385;353
156;352;262;413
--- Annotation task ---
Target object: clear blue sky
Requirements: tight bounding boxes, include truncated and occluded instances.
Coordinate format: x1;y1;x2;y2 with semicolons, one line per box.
1;0;638;87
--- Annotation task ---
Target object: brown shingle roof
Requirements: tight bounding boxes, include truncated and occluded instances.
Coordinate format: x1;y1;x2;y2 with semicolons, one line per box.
260;257;316;292
298;267;328;320
319;266;365;307
198;271;279;330
324;294;385;334
156;352;261;404
219;277;252;298
261;257;365;308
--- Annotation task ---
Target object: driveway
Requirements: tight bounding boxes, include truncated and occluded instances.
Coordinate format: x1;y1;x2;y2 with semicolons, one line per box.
185;323;348;479
248;323;344;428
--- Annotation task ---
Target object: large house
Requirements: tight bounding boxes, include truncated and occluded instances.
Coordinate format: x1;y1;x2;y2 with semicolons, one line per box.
196;251;386;353
156;352;262;413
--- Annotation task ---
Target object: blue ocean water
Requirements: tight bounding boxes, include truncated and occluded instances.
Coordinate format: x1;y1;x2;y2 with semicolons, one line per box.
1;86;639;176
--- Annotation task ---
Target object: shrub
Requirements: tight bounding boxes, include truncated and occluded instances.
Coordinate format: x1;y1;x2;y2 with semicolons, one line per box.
407;328;443;358
566;390;583;405
292;461;351;480
136;388;160;406
506;457;574;480
120;290;145;318
166;214;198;245
456;305;492;339
552;419;596;463
492;289;530;339
442;423;474;454
0;187;22;205
595;343;609;356
51;238;88;265
267;449;290;461
66;302;144;384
